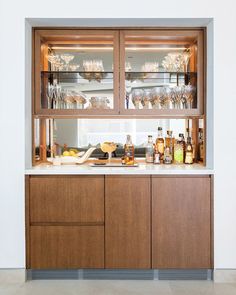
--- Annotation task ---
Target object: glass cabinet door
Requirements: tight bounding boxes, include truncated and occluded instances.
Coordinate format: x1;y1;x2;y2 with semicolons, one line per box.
119;30;204;116
34;30;119;115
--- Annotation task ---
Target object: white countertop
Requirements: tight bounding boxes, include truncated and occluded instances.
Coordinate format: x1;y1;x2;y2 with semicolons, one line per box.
25;163;214;175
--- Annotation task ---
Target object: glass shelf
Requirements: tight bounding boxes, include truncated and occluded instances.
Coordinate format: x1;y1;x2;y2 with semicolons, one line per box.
41;71;114;82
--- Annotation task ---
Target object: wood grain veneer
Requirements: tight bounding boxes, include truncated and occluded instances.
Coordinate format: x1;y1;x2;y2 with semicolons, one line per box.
30;225;104;269
152;176;211;268
105;175;151;269
30;175;104;223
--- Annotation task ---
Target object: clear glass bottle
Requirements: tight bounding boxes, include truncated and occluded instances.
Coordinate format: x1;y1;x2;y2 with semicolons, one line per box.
124;134;135;165
185;137;194;164
145;135;154;163
164;130;173;164
156;127;164;162
174;135;184;164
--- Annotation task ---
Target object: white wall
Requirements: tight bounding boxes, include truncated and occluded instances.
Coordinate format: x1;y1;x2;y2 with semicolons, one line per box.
0;0;236;269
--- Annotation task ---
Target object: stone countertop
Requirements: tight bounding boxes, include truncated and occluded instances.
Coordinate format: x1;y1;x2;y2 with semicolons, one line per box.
25;161;213;175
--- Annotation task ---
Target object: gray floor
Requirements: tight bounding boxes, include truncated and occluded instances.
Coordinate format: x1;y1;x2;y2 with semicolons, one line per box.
0;280;236;295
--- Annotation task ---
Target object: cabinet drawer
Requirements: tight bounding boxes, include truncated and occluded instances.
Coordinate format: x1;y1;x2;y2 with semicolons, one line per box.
30;226;104;269
30;176;104;223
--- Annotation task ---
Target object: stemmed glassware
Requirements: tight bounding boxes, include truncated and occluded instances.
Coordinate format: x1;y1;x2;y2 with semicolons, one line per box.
60;54;75;71
184;84;196;109
141;89;152;109
182;52;191;72
150;87;162;109
47;54;61;71
131;89;143;109
173;86;183;109
162;52;191;72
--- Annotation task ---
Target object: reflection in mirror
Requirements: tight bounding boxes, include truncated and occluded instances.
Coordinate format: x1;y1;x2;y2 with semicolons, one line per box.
34;118;204;163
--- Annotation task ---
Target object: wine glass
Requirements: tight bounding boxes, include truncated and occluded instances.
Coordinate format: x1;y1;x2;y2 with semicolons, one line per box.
60;54;74;71
185;84;196;109
142;89;152;109
47;54;60;71
159;87;170;109
131;89;143;109
151;87;162;109
182;51;191;72
173;86;183;109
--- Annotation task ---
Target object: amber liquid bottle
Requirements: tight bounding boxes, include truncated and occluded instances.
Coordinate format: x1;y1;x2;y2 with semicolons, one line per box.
124;134;135;165
198;128;204;162
185;137;194;164
164;130;173;164
156;127;164;162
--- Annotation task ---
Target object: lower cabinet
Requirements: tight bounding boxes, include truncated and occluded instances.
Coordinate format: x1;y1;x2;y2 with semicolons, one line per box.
26;175;105;269
105;176;151;268
152;176;212;269
26;174;212;270
30;226;104;269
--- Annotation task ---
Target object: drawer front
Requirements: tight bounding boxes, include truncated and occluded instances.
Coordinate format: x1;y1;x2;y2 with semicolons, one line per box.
30;226;104;269
30;176;104;223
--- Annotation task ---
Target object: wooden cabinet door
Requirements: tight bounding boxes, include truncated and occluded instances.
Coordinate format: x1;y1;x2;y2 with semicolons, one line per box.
105;176;151;269
152;176;211;269
30;226;104;269
30;176;104;223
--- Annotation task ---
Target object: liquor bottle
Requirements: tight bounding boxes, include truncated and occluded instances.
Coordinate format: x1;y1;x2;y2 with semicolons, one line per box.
179;133;186;157
145;135;154;163
165;130;175;149
154;146;161;164
164;130;173;164
124;134;135;165
156;127;164;162
198;128;204;162
185;137;194;164
174;135;184;164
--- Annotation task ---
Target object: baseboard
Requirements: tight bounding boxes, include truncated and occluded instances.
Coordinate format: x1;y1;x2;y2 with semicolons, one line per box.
214;269;236;283
0;269;26;283
27;269;213;280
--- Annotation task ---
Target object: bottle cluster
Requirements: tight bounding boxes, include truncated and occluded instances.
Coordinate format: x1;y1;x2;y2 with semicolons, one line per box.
145;127;204;165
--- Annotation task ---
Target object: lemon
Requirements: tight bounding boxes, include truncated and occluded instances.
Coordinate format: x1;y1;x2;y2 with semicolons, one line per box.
63;151;70;157
69;150;76;157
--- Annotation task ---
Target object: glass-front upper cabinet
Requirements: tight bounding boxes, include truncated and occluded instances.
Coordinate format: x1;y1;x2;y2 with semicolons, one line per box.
119;30;204;116
34;30;119;115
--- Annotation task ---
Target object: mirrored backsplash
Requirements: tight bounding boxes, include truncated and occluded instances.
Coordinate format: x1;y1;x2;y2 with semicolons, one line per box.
35;118;204;148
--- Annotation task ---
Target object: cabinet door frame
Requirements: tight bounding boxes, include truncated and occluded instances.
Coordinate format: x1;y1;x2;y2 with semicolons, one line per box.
119;29;205;117
33;29;120;116
151;175;212;269
105;175;151;269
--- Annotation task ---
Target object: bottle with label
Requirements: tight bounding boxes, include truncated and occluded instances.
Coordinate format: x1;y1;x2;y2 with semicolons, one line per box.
145;135;154;163
198;128;204;162
174;135;184;164
154;146;161;164
155;127;164;162
185;137;194;164
179;133;186;158
164;130;173;164
124;134;135;165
